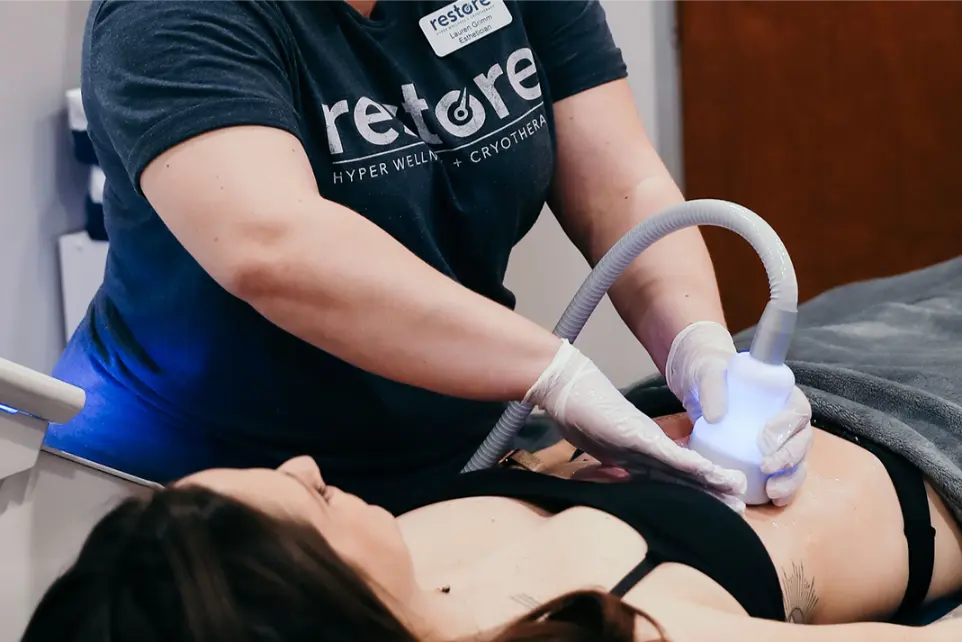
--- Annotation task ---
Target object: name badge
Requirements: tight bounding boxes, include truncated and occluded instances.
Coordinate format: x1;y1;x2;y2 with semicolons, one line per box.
419;0;513;57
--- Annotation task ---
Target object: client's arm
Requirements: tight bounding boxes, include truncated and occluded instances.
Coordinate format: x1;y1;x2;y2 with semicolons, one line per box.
633;597;958;642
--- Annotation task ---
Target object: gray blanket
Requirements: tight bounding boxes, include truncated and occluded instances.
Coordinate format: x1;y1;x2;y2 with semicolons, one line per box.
626;256;962;523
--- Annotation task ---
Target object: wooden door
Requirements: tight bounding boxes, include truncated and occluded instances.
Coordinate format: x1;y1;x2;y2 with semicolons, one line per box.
678;0;962;331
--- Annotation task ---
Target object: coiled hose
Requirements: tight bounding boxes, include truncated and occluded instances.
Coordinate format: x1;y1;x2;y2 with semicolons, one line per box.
461;199;798;473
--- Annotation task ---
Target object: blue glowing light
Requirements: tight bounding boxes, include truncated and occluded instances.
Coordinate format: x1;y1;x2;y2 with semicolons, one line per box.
0;403;17;414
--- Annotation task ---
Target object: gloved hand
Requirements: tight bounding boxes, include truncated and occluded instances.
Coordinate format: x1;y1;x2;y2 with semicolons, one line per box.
525;340;748;510
665;321;814;506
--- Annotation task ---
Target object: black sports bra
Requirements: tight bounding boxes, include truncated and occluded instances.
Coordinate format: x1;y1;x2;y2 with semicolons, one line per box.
413;468;785;621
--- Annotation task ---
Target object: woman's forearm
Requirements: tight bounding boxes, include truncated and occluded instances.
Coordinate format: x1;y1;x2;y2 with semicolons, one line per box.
546;80;727;375
643;598;944;642
676;617;940;642
554;162;727;374
575;174;728;374
233;197;562;401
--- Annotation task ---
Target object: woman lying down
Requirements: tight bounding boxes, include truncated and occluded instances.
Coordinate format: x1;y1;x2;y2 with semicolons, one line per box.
21;410;962;642
23;259;962;641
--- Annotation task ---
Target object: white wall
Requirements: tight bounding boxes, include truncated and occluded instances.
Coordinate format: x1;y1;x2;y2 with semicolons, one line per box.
0;0;90;375
506;0;683;387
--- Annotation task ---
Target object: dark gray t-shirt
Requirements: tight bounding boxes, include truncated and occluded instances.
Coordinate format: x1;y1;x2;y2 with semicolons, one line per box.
49;0;628;511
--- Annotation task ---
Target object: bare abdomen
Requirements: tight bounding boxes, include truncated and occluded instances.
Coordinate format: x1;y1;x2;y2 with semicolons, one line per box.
745;428;962;623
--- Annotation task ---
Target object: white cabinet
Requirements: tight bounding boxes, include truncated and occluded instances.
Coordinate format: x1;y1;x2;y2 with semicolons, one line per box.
57;232;108;343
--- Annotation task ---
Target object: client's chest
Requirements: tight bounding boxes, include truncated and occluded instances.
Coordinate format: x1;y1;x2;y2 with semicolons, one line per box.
399;496;553;585
406;506;650;624
403;502;750;629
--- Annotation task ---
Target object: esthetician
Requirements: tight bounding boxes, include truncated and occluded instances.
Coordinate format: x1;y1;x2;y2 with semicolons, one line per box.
49;0;813;513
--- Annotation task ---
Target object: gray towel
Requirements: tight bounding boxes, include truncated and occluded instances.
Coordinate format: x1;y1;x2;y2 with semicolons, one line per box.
626;256;962;522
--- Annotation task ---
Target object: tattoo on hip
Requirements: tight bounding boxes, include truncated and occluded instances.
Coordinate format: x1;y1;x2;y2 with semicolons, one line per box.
782;562;820;623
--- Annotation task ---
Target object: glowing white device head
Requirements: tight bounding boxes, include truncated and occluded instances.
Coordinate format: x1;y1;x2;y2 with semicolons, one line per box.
688;301;798;505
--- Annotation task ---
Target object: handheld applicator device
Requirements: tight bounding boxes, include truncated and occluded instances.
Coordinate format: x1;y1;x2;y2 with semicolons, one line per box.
687;301;798;505
462;199;799;507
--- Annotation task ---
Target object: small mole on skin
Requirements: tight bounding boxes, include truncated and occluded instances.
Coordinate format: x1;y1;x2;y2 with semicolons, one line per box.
439;585;451;594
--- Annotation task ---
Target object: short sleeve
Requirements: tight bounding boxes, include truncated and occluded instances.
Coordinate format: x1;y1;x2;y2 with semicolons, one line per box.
519;0;628;102
85;0;302;192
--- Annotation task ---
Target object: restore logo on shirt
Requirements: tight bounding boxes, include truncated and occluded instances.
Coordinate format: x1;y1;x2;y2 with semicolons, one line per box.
324;45;548;185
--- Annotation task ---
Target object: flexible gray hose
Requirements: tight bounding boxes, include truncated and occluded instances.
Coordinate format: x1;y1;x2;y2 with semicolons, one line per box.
461;199;798;473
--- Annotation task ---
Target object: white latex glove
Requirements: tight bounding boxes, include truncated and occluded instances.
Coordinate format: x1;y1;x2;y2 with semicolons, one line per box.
665;321;814;506
525;340;747;510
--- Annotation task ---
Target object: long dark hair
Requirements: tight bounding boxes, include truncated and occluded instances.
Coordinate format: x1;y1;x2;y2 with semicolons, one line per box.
22;487;665;642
